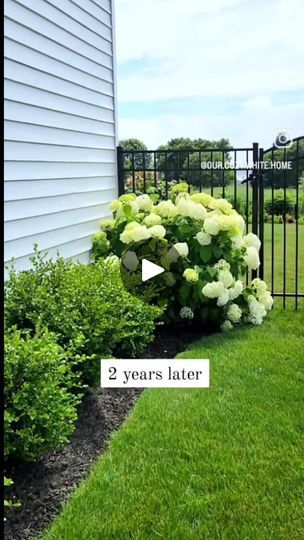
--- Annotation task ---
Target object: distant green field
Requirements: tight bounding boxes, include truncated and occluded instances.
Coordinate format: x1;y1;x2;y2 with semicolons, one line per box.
200;184;303;211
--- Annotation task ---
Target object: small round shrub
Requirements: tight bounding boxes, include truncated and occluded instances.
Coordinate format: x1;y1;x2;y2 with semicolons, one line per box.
94;187;273;330
5;251;161;385
265;193;294;216
4;328;82;462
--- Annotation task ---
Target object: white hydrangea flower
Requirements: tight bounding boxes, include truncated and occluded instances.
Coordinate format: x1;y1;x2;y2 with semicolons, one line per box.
244;232;261;251
210;198;233;214
244;246;260;270
116;200;140;220
221;320;233;331
202;280;225;299
175;198;191;217
258;291;273;310
231;234;245;249
183;268;199;282
219;212;245;234
248;298;267;325
229;280;243;300
203;214;221;236
176;199;206;221
130;200;140;216
175;192;191;204
196;231;211;246
154;200;178;218
125;221;141;230
191;202;207;221
130;225;151;243
218;269;234;288
228;211;245;233
149;225;166;238
180;306;194;319
120;224;150;244
174;242;189;258
217;288;229;306
109;199;122;212
119;229;134;244
190;192;213;207
101;219;115;231
143;213;162;227
227;303;242;323
136;194;153;212
251;278;267;295
122;251;139;272
215;259;230;271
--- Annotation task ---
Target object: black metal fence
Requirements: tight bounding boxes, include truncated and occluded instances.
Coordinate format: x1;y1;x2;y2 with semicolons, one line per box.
117;138;304;309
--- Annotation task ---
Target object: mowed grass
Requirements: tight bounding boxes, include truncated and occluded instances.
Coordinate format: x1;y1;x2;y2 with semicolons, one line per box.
43;311;304;540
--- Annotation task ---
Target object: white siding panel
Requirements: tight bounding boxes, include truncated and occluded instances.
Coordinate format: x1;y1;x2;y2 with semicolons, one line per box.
4;19;113;71
72;0;112;23
5;161;116;180
5;61;114;106
5;121;114;148
46;0;112;34
5;189;116;221
5;83;115;121
4;0;117;273
5;236;95;278
4;102;115;135
4;39;113;87
10;0;112;49
5;219;104;261
5;204;112;241
6;142;115;162
5;10;112;60
5;177;115;200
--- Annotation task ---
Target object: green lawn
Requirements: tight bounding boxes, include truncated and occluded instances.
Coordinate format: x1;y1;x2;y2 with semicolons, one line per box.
43;311;304;540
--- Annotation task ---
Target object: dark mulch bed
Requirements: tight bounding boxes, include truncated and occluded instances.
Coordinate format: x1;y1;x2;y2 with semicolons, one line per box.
4;325;203;540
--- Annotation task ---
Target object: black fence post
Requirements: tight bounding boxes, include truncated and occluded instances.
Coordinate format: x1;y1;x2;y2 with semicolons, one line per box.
251;142;259;280
258;147;264;280
117;146;125;196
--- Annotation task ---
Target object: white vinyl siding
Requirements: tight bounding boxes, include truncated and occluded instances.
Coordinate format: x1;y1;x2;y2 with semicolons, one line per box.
4;0;117;276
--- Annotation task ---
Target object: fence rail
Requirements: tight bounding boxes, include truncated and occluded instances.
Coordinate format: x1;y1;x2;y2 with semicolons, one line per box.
117;138;304;309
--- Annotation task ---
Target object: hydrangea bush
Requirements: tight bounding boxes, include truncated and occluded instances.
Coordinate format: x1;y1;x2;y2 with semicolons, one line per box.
92;183;273;330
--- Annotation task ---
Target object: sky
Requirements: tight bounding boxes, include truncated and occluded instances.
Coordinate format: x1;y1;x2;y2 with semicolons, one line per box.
114;0;304;150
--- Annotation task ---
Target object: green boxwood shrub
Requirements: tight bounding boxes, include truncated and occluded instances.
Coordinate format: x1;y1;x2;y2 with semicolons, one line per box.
5;250;161;384
4;327;82;462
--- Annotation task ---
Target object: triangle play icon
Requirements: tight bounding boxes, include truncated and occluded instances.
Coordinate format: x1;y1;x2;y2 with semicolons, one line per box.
142;259;164;282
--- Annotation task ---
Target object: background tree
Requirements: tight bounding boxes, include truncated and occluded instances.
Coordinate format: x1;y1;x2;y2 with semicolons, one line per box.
119;138;152;170
263;139;304;188
156;137;232;187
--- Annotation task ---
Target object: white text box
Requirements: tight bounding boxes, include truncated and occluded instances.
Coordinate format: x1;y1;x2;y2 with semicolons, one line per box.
100;359;209;388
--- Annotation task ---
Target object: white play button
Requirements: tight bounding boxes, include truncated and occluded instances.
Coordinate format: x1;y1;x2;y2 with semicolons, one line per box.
142;259;164;282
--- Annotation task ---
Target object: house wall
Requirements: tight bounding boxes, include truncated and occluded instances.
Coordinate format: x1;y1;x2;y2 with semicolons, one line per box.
4;0;118;277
